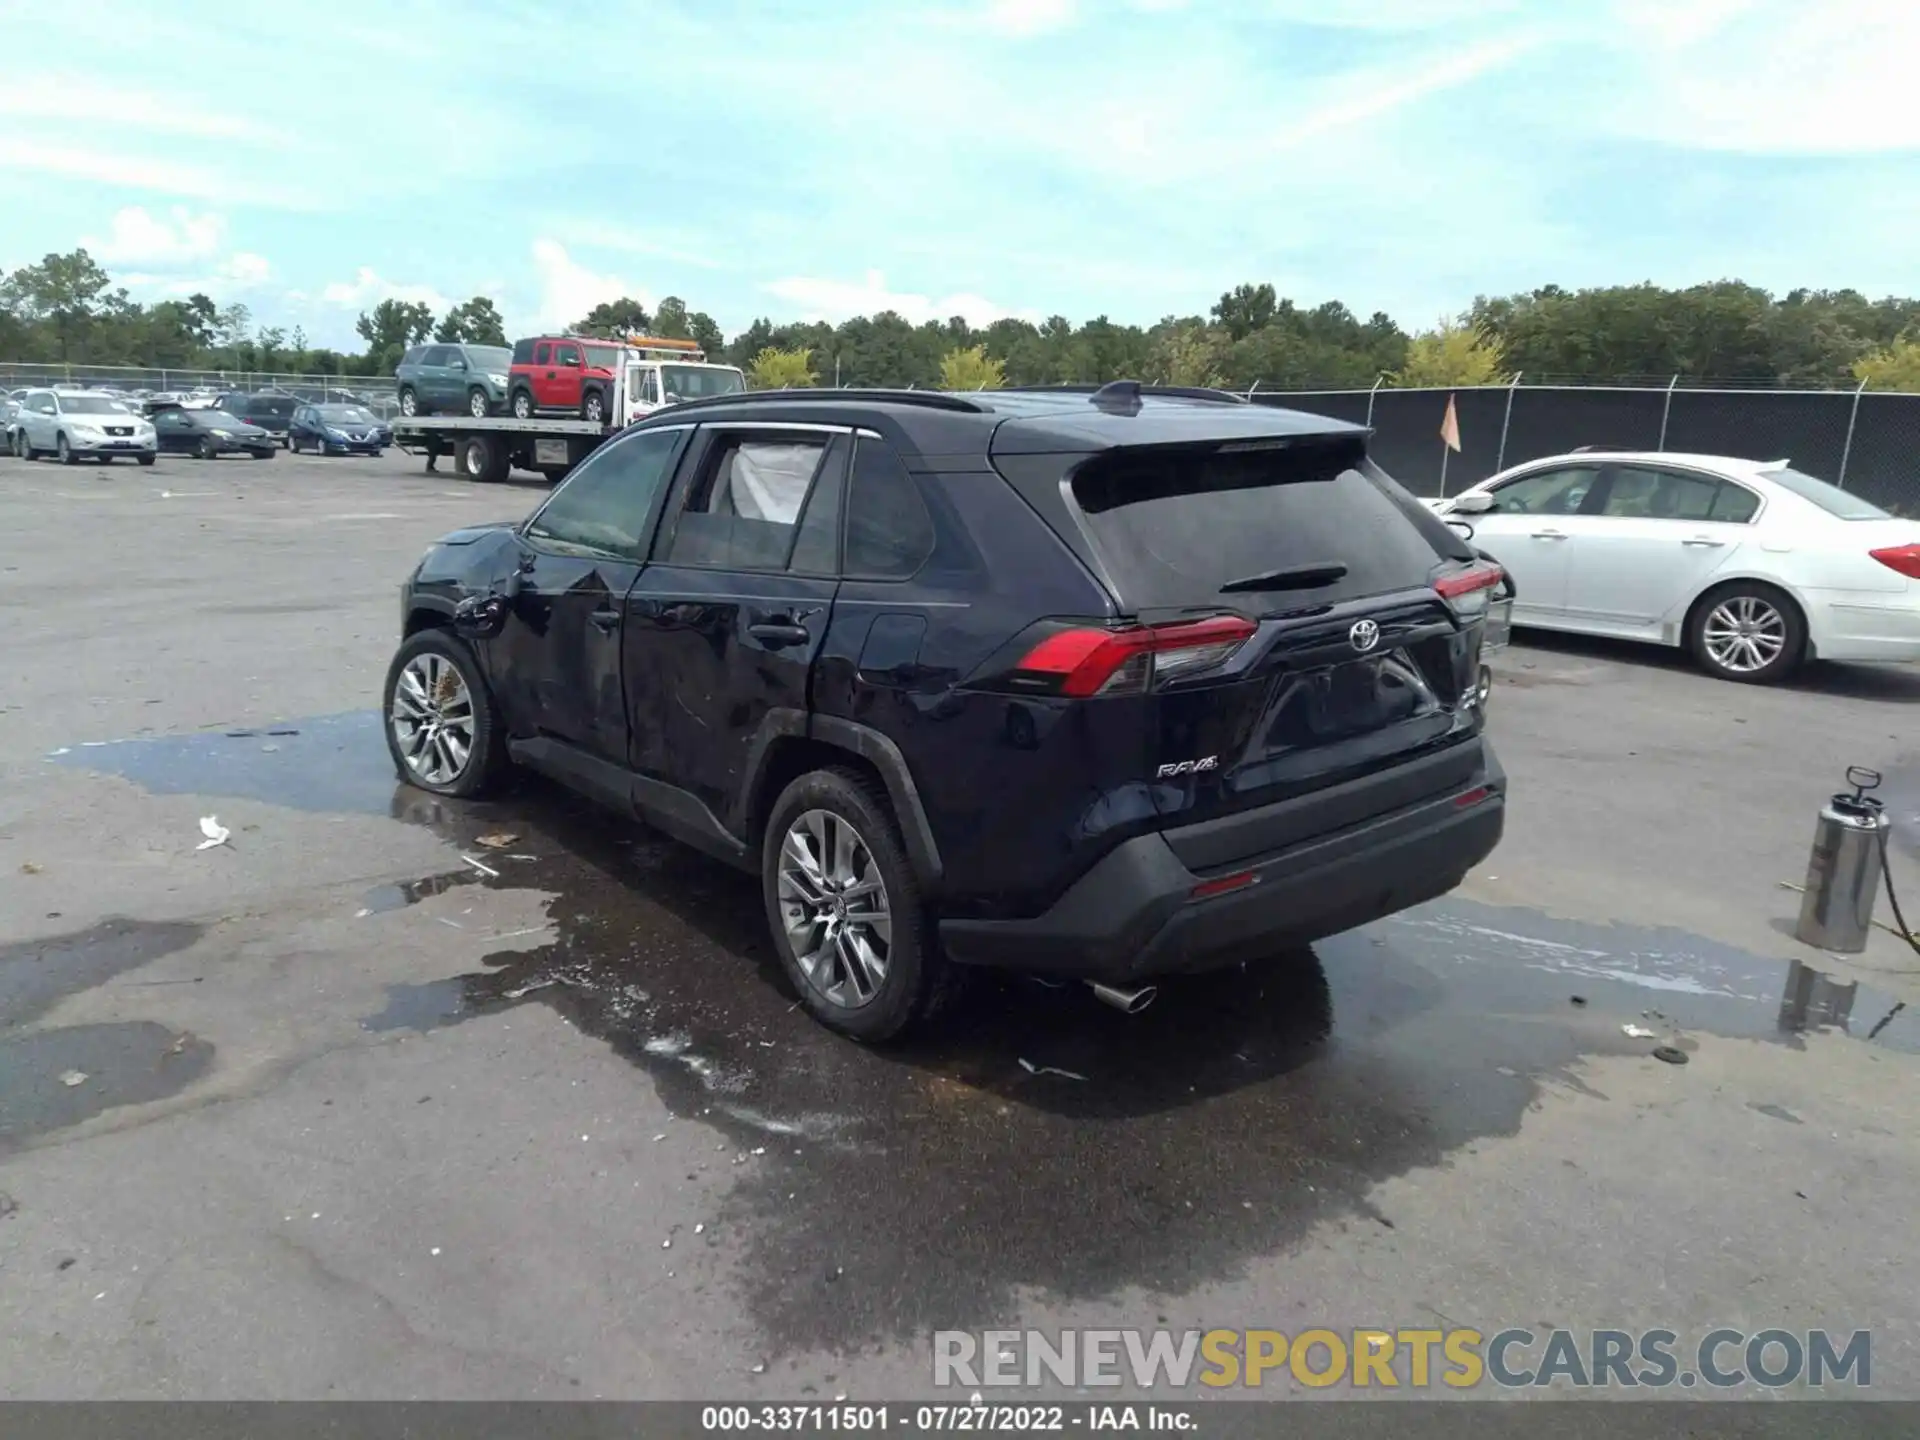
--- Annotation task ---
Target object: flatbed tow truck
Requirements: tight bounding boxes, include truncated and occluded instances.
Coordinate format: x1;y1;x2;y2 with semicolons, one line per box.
389;336;746;483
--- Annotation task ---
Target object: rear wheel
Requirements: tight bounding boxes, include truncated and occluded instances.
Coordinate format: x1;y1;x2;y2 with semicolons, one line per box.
1687;582;1805;685
761;768;947;1043
382;629;508;798
398;387;420;417
582;389;605;424
57;434;76;465
510;390;533;419
458;434;508;483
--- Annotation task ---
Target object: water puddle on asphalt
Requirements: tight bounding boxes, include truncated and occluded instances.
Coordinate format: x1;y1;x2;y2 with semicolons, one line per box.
34;710;1920;1347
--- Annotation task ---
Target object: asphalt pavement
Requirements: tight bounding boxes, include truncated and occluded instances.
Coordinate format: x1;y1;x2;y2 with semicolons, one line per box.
1;444;1917;1403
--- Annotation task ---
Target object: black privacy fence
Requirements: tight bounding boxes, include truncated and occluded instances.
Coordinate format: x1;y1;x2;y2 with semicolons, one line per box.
1249;384;1920;513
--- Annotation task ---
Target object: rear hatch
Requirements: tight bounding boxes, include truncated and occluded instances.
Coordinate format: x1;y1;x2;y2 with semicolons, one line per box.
988;428;1499;861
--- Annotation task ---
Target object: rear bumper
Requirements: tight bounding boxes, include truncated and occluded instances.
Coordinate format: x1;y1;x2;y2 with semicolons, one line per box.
1805;594;1920;664
938;739;1505;982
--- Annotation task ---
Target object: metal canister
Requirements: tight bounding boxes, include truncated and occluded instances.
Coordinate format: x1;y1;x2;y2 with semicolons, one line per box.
1794;767;1890;954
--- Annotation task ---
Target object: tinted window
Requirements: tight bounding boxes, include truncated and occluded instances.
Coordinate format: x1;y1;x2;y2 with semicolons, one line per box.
1067;437;1448;608
533;342;551;365
469;347;511;371
245;395;296;419
420;346;452;366
787;444;847;575
400;347;424;367
1759;466;1890;520
844;438;934;580
664;434;833;570
1487;466;1598;515
526;427;689;558
512;339;534;364
1710;484;1760;523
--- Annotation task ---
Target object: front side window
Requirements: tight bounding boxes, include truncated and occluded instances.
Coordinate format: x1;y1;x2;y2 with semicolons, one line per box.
662;433;837;571
1487;466;1598;515
555;342;583;367
525;426;689;558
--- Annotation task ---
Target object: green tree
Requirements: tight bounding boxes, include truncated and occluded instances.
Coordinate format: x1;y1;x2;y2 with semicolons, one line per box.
748;346;818;389
1150;321;1228;388
1854;337;1920;392
1392;320;1512;386
1212;282;1278;342
0;248;115;361
355;299;433;374
939;344;1006;389
574;296;651;336
651;296;691;340
434;296;508;346
687;310;725;358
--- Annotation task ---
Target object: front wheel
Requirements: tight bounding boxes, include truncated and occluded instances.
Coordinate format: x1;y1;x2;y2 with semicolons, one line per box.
382;629;508;798
582;389;605;424
510;390;533;419
761;768;946;1042
398;387;419;417
467;388;490;418
136;453;156;467
197;437;216;460
57;434;78;465
1688;583;1805;685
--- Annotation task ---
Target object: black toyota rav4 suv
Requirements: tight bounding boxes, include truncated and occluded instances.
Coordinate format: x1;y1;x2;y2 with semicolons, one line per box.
384;382;1507;1040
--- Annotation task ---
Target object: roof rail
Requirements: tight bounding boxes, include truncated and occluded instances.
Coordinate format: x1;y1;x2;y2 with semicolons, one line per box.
1570;444;1640;453
657;387;994;416
996;381;1250;405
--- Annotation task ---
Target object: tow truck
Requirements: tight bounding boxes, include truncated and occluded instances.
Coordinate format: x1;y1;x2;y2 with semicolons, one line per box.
389;336;747;484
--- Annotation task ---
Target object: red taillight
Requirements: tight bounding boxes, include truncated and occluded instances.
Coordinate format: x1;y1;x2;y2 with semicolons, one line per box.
1454;785;1493;809
1435;562;1504;616
1870;544;1920;580
1014;615;1258;697
1190;870;1258;901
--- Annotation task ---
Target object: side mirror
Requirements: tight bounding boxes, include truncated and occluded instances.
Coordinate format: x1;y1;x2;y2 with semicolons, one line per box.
1451;491;1495;515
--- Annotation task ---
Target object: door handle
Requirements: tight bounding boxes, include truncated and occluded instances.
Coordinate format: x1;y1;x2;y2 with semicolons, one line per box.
589;608;619;634
1531;528;1568;540
748;621;812;648
1682;537;1726;548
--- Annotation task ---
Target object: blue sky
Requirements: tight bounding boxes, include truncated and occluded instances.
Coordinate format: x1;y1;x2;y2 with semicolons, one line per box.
2;0;1915;350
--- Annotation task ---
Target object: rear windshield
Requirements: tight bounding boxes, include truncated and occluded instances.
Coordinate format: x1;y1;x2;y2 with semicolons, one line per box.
1758;466;1889;520
1067;438;1468;611
243;396;296;417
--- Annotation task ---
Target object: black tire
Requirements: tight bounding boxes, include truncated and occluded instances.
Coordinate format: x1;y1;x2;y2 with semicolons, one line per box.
458;434;507;482
289;433;302;454
1686;581;1806;685
251;448;273;460
137;454;155;467
398;386;420;418
381;629;509;799
510;390;534;419
197;437;216;460
467;387;490;418
581;388;605;424
760;767;949;1043
57;433;77;465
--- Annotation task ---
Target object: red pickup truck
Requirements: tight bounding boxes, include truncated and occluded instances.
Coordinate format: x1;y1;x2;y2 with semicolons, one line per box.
506;335;628;424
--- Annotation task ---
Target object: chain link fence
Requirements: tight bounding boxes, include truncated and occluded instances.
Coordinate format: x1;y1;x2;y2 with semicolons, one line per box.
1247;380;1920;514
0;362;402;418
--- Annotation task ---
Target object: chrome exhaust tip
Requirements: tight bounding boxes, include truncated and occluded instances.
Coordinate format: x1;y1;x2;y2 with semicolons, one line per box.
1088;981;1158;1014
1475;664;1493;707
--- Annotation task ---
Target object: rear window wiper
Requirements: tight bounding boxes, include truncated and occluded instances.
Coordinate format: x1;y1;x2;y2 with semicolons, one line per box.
1217;562;1348;594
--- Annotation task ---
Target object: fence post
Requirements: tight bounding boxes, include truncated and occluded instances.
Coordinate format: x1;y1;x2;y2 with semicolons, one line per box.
1657;373;1679;449
1837;377;1868;490
1496;370;1522;472
1366;374;1383;427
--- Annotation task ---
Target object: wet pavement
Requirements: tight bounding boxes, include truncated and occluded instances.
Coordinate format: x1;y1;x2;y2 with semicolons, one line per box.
27;711;1917;1358
4;457;1919;1402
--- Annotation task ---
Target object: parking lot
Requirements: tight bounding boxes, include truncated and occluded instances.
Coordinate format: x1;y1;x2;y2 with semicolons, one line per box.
2;444;1918;1401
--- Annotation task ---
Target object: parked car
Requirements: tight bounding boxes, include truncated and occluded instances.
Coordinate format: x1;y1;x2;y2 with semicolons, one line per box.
507;335;627;422
383;381;1507;1041
290;402;390;455
396;343;514;419
1;389;25;443
1428;450;1920;684
214;391;298;446
149;403;277;459
11;388;156;464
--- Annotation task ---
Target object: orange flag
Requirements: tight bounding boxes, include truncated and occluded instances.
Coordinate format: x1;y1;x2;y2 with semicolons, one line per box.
1439;393;1462;453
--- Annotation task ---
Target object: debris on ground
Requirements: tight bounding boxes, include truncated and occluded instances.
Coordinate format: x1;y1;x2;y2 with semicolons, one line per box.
167;1032;195;1056
195;816;231;850
0;1192;18;1220
1622;1023;1658;1039
475;833;519;849
1569;995;1588;1007
502;979;556;1000
694;1223;705;1235
1018;1058;1088;1081
59;1070;89;1087
19;862;41;875
751;1364;766;1375
661;1238;672;1249
1653;1045;1689;1065
461;854;499;878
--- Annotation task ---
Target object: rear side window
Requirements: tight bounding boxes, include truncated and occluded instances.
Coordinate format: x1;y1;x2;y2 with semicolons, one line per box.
512;339;533;364
401;347;424;367
526;427;689;559
844;438;934;580
1067;438;1452;609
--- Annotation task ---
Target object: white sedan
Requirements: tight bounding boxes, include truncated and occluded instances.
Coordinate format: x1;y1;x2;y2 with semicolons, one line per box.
1426;450;1920;683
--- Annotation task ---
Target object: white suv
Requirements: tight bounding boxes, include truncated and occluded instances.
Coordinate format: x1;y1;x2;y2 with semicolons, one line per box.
12;389;157;466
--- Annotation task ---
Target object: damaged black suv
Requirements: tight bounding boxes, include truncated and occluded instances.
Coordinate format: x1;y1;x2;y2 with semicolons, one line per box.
384;382;1507;1041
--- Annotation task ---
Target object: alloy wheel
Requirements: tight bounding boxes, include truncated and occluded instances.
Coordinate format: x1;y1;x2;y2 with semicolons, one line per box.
400;390;417;417
777;809;893;1009
1702;595;1787;674
469;391;487;418
389;652;476;787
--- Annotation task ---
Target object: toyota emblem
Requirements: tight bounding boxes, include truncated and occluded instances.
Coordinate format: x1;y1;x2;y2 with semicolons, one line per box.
1349;619;1381;653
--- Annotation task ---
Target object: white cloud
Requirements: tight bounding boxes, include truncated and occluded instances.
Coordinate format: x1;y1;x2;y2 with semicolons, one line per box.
83;206;227;266
530;239;651;330
0;143;309;208
762;270;1037;328
321;267;452;313
1266;32;1546;152
978;0;1076;35
0;77;273;142
120;252;274;299
557;220;730;271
